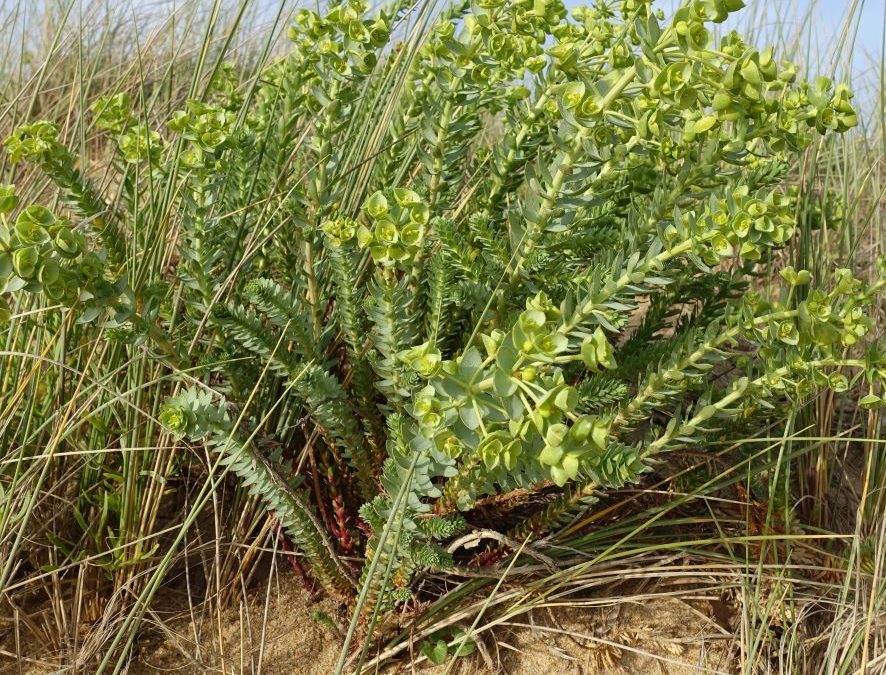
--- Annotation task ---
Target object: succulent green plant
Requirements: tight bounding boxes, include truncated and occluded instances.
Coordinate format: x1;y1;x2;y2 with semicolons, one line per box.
3;0;883;631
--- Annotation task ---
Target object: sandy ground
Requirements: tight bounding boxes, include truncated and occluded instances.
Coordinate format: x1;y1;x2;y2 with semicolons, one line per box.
126;569;735;675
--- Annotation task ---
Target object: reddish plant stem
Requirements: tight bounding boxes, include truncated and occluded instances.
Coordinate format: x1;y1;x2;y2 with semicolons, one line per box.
277;525;318;595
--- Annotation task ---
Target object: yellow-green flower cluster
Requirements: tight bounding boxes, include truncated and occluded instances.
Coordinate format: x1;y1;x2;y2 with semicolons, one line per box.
0;189;124;322
357;189;428;266
538;415;611;486
91;93;134;134
91;93;162;164
321;216;358;248
287;0;390;76
167;101;237;167
4;121;64;166
398;341;443;378
667;186;795;264
509;292;569;361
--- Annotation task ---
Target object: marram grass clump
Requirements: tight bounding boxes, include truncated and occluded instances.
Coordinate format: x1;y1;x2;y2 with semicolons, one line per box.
2;0;883;636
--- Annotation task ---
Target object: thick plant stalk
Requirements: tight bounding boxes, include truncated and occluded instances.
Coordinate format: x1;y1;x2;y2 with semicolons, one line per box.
215;434;358;597
159;387;357;597
436;451;484;514
507;67;640;287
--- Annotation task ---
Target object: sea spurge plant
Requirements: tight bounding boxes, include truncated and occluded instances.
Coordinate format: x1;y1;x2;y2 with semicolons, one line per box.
91;93;134;134
0;188;131;323
3;0;881;631
91;93;163;165
159;388;357;596
5;123;127;266
357;189;428;265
